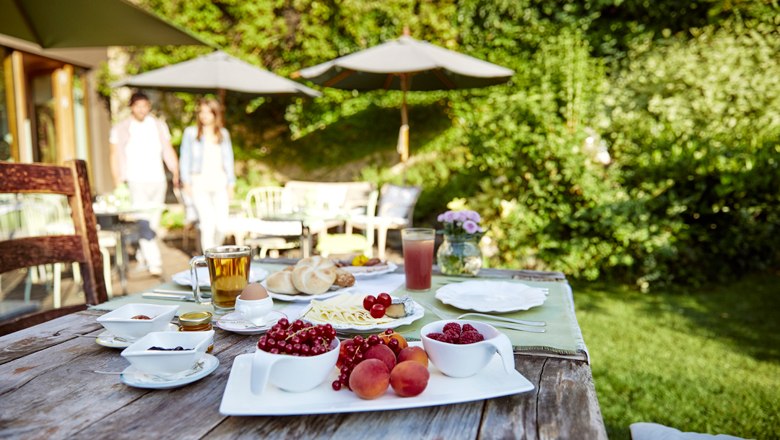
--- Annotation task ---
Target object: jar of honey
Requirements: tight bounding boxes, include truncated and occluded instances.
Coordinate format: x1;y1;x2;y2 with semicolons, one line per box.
179;311;214;353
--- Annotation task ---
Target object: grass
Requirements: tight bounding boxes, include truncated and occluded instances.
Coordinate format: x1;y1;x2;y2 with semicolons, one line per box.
572;272;780;439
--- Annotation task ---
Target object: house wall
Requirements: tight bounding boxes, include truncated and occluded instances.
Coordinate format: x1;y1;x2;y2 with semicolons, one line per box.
0;35;112;195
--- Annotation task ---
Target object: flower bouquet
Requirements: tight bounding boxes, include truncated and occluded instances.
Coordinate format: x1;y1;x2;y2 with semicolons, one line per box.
436;210;483;276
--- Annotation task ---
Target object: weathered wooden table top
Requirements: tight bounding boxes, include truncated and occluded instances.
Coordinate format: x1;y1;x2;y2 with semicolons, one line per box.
0;267;606;440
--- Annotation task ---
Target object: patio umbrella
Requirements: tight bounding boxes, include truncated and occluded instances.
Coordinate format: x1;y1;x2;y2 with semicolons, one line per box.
0;0;206;48
296;31;513;162
113;51;321;104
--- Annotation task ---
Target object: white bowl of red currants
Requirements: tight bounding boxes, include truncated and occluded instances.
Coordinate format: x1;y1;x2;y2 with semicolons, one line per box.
251;319;340;394
421;320;515;378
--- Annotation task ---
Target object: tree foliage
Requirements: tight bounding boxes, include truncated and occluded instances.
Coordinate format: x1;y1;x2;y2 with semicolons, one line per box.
115;0;780;288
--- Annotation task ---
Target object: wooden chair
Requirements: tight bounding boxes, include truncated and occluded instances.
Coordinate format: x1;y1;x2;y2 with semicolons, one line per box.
0;160;108;335
346;184;422;260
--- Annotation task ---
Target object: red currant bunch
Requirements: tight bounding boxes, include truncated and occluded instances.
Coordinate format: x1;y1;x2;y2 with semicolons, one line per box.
256;318;337;356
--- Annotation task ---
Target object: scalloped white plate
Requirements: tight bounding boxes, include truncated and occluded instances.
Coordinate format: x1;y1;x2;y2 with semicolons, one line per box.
435;281;547;313
340;262;398;278
300;296;424;333
262;279;352;303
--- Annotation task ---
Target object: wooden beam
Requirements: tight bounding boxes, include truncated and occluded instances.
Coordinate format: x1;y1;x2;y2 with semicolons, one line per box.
52;65;76;162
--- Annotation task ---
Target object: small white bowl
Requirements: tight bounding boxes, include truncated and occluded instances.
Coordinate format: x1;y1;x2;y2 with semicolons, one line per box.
421;320;515;378
235;296;274;326
251;338;340;394
96;304;179;341
121;330;214;376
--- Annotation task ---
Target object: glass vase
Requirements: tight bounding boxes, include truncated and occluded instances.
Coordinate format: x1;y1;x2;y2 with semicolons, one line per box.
437;234;482;276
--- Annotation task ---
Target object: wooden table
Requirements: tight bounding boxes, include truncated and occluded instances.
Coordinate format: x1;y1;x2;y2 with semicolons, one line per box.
0;266;606;439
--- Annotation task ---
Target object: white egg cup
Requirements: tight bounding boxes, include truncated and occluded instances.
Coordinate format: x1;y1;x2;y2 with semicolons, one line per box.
235;296;274;326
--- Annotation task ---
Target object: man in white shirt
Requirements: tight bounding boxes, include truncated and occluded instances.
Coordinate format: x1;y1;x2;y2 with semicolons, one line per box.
109;92;179;276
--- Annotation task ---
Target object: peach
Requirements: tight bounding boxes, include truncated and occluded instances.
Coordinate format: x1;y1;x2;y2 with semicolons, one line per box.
397;346;428;368
364;344;396;372
349;359;390;400
389;361;429;397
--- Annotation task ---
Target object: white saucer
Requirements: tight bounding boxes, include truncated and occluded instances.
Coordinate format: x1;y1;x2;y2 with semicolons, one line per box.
120;354;219;389
216;310;286;335
96;323;179;349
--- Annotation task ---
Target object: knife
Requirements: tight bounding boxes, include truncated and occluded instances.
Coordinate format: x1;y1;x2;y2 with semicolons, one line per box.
142;292;196;302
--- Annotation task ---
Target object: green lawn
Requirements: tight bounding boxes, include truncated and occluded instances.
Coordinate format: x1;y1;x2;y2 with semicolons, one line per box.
572;272;780;440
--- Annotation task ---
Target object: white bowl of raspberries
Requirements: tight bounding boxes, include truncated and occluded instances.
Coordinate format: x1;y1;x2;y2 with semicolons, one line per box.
421;320;515;378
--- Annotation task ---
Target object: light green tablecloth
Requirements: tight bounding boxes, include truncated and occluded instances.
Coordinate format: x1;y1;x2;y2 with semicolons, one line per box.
91;264;588;361
393;276;587;360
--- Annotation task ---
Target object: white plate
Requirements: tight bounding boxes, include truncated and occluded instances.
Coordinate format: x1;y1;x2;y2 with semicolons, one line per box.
340;262;398;278
172;265;268;287
120;354;219;389
300;297;425;333
435;280;547;313
95;323;179;349
220;342;533;415
263;280;352;303
216;310;287;335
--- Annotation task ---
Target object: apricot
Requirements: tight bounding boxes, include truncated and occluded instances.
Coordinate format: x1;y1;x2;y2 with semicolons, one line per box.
349;359;390;400
397;346;428;368
379;331;408;355
364;344;396;372
390;361;430;397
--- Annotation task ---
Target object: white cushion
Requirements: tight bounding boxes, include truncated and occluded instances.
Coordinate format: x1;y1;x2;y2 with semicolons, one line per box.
630;423;746;440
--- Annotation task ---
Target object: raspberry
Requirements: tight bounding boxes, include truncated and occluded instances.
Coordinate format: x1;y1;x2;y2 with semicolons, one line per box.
443;322;461;335
462;323;477;333
426;332;448;342
444;329;460;342
458;331;484;344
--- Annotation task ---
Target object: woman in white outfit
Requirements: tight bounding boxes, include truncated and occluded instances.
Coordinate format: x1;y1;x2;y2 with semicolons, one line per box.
179;99;236;252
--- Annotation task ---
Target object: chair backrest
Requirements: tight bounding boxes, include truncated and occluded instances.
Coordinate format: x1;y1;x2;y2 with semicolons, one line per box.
244;187;287;219
0;160;108;335
376;184;422;227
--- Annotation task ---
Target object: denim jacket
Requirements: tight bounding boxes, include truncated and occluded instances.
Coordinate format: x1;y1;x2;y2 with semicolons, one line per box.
179;126;236;185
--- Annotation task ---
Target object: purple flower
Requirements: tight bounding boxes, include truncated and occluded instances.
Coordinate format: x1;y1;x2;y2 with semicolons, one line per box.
465;211;481;223
442;211;455;222
463;220;480;234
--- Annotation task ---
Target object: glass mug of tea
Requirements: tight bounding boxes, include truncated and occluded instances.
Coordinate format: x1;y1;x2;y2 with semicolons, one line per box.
189;245;252;314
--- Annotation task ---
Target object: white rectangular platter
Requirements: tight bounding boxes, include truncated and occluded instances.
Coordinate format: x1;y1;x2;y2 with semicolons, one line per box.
220;343;534;416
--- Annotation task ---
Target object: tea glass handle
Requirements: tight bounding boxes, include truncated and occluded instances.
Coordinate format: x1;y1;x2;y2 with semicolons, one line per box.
489;333;516;374
188;256;210;305
251;350;282;395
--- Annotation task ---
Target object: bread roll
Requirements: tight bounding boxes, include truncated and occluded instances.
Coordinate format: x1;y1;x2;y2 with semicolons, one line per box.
266;270;300;294
334;269;356;288
292;256;337;295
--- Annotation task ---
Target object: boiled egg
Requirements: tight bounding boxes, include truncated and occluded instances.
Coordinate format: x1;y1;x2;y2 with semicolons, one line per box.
240;283;269;300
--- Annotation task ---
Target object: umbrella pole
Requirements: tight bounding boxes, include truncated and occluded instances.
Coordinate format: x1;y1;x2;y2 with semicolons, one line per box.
398;73;410;184
218;88;227;109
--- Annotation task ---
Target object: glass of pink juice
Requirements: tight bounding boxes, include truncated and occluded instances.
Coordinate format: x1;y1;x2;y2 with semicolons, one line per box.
402;228;435;291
